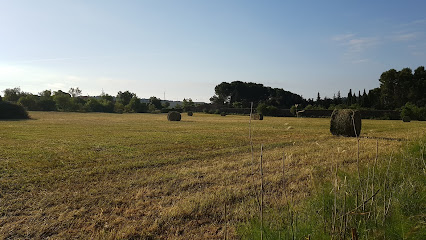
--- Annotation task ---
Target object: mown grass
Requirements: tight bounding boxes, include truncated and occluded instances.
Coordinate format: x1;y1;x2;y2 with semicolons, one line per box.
0;112;425;239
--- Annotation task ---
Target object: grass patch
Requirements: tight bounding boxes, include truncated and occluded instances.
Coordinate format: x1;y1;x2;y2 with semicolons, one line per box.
0;112;425;239
239;137;426;239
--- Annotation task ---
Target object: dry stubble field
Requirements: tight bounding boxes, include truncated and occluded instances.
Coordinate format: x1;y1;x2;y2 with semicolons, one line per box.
0;112;425;239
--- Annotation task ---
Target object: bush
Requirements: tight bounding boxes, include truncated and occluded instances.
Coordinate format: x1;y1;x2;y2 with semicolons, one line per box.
167;111;181;121
187;111;193;116
401;102;417;120
220;112;226;116
330;109;361;137
402;116;411;122
114;102;124;114
257;103;279;116
17;95;40;110
0;101;30;119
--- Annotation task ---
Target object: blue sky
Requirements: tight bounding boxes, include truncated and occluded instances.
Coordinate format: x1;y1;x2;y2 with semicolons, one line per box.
1;1;425;102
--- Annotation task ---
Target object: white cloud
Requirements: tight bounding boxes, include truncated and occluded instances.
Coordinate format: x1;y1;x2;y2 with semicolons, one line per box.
390;32;419;41
331;34;355;42
332;34;378;63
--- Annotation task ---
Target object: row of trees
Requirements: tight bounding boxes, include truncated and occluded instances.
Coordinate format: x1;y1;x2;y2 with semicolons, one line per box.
210;81;304;109
1;87;196;114
210;66;425;112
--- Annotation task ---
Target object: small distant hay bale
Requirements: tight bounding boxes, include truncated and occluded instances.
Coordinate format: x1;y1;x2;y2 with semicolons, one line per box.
330;109;361;137
251;113;263;120
187;111;193;116
402;116;411;122
220;112;226;116
167;111;181;121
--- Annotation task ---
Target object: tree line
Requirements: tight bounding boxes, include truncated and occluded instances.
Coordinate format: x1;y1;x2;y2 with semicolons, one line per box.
2;66;425;119
0;88;195;114
209;66;425;119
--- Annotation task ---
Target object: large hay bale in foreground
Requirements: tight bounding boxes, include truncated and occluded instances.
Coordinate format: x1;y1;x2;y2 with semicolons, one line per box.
330;109;361;137
167;111;181;121
251;113;263;120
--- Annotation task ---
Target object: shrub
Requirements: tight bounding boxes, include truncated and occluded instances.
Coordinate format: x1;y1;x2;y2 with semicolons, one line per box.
0;101;30;119
220;112;226;116
187;111;193;116
330;109;361;137
17;95;40;110
402;116;411;122
167;111;181;121
114;102;124;114
401;102;417;120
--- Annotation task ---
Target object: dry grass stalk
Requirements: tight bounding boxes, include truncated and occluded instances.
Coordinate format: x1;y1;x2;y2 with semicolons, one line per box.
260;144;264;240
332;158;338;235
282;152;286;201
351;228;358;240
224;202;227;240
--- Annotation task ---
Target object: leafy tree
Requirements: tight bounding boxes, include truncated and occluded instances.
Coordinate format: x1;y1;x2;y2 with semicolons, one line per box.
148;103;156;112
3;87;22;102
125;97;143;113
17;95;39;110
412;66;426;106
379;69;398;109
84;98;103;112
149;96;162;110
162;101;170;108
53;90;72;111
182;98;195;111
368;88;382;109
209;95;225;105
114;102;125;113
117;91;136;106
38;90;56;111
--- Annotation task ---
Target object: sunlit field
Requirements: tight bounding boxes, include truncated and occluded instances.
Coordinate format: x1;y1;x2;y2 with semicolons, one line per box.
1;112;425;239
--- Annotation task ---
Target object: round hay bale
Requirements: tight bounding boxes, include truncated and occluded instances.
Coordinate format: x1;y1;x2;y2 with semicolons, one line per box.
402;116;411;122
167;111;181;121
251;113;263;120
187;111;193;116
220;112;226;116
330;109;361;137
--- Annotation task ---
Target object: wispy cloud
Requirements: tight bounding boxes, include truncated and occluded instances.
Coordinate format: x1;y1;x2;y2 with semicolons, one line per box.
332;34;355;42
351;59;370;64
344;37;378;53
332;33;378;62
396;19;426;28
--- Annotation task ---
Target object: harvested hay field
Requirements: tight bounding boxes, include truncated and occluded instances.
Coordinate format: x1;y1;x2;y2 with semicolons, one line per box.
1;112;425;239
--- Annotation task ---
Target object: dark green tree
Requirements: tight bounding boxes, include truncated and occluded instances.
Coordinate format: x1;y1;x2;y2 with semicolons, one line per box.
117;91;136;106
53;90;72;111
17;95;39;110
347;89;353;105
84;98;104;112
149;96;162;110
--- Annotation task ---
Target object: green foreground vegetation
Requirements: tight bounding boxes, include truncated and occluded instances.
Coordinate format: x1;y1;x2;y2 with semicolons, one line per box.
238;137;426;239
0;112;425;239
